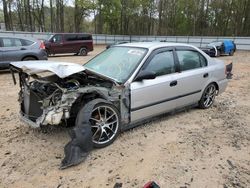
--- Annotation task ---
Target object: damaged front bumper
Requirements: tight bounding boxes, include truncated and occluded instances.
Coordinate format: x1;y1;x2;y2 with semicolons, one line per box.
19;106;70;128
19;112;41;128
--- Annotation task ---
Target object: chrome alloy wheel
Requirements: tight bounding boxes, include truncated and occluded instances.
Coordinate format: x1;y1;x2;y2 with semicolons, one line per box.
90;105;119;145
203;84;217;108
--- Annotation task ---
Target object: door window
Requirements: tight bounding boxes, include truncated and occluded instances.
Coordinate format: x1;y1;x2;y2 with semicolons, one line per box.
14;39;22;47
2;38;14;47
144;51;175;76
52;35;62;43
176;50;207;71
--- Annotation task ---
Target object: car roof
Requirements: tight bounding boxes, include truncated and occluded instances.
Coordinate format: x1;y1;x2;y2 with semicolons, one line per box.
0;35;37;42
53;33;92;35
116;42;196;50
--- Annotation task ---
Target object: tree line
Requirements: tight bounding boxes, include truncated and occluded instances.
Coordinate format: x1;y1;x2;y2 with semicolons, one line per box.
1;0;250;36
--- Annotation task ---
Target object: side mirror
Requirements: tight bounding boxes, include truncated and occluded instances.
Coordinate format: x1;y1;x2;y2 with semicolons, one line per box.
134;70;156;82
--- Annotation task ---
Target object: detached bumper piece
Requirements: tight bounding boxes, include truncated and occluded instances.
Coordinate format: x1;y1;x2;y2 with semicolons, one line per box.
60;123;93;169
226;62;233;79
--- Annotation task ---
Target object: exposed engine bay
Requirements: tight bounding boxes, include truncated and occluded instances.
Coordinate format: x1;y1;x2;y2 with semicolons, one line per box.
18;71;114;126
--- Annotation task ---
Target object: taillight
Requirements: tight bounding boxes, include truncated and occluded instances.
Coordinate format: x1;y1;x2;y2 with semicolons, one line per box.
39;41;45;49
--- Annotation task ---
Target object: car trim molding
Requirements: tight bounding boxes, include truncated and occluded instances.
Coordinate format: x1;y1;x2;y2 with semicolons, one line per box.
131;89;201;112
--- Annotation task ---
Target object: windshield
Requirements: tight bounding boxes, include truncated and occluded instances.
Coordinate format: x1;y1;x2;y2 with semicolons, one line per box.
84;46;147;83
207;41;222;47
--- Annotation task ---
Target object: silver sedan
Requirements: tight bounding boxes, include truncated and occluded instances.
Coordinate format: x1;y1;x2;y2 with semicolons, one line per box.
11;42;231;148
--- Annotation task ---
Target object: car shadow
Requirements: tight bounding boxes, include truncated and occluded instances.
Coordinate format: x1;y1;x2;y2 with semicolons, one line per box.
0;69;11;74
48;54;80;58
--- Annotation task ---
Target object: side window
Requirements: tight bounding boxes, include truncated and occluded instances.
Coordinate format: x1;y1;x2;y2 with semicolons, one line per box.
144;51;175;76
14;39;22;47
21;39;34;46
65;34;77;41
177;50;207;71
0;38;3;47
2;38;14;47
52;35;62;43
78;34;92;40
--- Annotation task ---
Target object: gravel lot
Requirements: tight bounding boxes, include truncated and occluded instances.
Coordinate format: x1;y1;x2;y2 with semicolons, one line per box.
0;46;249;188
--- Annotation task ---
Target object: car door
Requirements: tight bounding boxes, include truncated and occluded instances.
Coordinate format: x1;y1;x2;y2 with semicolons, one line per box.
172;47;210;108
63;34;79;53
2;37;24;61
0;38;3;62
130;48;179;123
49;34;65;54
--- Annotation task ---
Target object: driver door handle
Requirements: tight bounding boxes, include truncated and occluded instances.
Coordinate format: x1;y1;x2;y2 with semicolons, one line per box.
203;73;209;78
170;80;178;87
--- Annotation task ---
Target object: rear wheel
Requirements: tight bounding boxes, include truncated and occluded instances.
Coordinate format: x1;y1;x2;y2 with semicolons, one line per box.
79;47;88;56
199;84;217;109
229;50;234;56
22;57;37;61
216;50;221;57
45;49;50;56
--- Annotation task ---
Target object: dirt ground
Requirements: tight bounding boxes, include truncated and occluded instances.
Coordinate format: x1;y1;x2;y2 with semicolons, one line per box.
0;46;249;188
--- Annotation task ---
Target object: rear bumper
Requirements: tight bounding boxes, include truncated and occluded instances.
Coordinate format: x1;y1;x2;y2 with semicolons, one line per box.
218;78;228;95
39;50;48;60
0;62;10;70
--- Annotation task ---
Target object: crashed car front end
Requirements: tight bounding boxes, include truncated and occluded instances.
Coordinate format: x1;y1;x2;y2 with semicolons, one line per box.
10;61;127;129
18;73;79;127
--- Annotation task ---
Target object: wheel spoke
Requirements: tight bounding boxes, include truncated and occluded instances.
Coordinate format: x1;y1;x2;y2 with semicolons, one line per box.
106;120;117;127
104;107;107;120
90;117;100;123
92;127;100;139
103;129;110;141
91;125;99;128
98;107;102;119
98;129;104;142
106;113;115;121
105;126;115;134
204;98;210;106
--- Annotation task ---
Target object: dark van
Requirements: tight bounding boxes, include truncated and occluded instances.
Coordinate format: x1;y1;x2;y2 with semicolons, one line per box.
45;33;93;56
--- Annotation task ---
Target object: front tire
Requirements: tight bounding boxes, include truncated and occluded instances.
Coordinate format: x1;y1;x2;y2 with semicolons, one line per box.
79;47;88;56
199;84;217;109
76;99;121;148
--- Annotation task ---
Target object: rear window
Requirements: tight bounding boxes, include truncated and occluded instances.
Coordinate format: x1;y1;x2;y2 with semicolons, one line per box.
177;50;207;71
21;39;34;46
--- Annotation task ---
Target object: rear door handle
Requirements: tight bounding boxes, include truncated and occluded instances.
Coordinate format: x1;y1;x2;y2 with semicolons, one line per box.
170;80;178;87
20;48;26;50
203;73;209;78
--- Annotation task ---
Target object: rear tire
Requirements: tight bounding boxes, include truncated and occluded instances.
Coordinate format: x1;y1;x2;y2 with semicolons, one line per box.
216;50;221;57
229;50;234;56
199;83;217;109
45;49;50;57
22;57;37;61
79;47;88;56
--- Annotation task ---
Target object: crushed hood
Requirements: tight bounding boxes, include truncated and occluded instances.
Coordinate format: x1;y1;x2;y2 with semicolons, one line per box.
10;61;85;78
